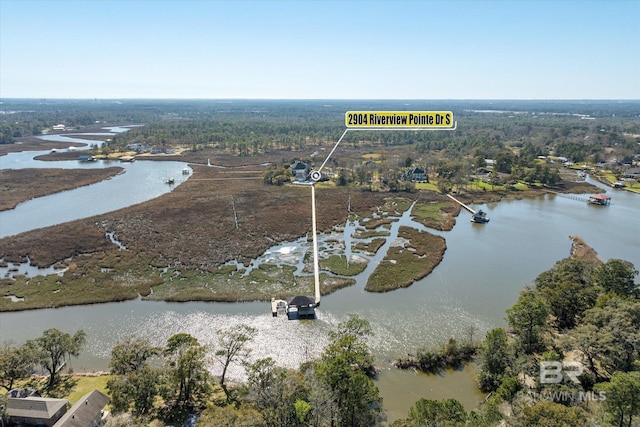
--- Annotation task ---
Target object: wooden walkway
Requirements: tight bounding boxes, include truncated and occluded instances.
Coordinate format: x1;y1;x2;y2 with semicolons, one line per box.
446;194;476;214
544;190;590;203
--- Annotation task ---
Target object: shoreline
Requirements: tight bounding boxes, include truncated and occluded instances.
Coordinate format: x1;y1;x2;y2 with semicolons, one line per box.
0;137;617;313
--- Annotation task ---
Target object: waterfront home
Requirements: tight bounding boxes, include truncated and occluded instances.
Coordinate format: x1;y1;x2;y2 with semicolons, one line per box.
7;388;110;427
402;167;428;182
290;161;310;182
53;390;110;427
7;395;69;427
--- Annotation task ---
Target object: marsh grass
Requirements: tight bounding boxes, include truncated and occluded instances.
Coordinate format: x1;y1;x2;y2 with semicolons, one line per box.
365;226;446;292
145;263;354;302
320;254;367;276
411;200;458;231
354;238;386;255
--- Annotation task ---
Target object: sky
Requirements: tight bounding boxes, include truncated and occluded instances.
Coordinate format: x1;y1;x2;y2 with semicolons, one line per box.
1;0;639;100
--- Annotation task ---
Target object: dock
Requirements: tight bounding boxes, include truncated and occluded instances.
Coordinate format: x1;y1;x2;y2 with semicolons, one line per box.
446;194;476;214
446;194;489;223
545;191;611;205
271;298;287;317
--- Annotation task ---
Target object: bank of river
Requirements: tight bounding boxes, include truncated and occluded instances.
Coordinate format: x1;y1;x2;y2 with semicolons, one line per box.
0;132;190;238
1;133;638;420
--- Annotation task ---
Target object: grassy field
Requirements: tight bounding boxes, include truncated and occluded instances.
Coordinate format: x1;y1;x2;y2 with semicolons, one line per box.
12;374;113;403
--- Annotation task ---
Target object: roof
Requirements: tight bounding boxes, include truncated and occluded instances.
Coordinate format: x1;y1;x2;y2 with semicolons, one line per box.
8;396;68;420
8;387;39;398
590;194;611;200
53;390;110;427
287;295;315;307
290;161;309;170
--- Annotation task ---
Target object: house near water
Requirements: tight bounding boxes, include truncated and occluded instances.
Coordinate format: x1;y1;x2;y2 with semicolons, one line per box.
6;388;110;427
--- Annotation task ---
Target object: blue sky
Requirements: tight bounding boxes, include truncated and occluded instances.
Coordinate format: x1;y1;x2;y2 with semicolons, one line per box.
1;0;638;99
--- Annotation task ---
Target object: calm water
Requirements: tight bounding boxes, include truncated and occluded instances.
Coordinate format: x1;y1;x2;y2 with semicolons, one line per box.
0;133;190;238
1;140;639;420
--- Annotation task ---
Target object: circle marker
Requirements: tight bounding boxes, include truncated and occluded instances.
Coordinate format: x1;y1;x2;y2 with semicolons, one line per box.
310;170;322;181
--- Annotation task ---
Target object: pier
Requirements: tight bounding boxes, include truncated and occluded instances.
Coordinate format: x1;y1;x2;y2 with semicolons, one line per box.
545;191;611;205
446;194;476;214
544;190;590;203
446;194;490;223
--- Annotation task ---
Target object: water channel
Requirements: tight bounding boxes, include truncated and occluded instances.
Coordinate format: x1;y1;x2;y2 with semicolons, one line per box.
1;131;639;421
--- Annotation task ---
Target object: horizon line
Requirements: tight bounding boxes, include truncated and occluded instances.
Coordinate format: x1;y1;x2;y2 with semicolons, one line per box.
2;97;640;102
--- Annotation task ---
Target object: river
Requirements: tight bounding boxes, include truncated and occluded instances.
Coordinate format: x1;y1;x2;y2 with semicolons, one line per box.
1;133;639;421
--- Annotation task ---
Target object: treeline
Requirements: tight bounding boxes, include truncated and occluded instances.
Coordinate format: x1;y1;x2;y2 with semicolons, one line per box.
390;249;640;427
5;98;638;159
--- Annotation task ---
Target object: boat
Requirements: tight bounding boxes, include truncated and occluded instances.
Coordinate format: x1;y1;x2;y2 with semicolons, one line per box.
165;177;175;185
471;209;490;223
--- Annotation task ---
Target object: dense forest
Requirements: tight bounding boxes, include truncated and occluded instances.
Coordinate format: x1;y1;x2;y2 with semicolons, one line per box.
3;99;638;194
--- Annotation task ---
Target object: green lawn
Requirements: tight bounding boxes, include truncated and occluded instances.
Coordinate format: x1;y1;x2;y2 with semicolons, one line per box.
63;375;113;404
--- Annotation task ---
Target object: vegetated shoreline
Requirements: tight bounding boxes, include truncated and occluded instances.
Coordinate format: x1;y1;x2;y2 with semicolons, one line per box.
0;168;124;211
0;136;606;312
389;234;601;373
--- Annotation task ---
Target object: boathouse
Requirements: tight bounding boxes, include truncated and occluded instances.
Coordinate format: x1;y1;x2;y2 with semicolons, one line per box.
588;194;611;205
286;295;316;320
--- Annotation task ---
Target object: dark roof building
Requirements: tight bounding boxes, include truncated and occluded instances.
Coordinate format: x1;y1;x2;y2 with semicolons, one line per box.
289;161;310;182
402;167;427;182
7;396;69;427
53;390;110;427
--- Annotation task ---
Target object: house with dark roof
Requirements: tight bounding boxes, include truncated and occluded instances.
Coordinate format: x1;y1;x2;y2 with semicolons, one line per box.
402;167;427;182
53;390;110;427
289;161;310;182
7;396;69;427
